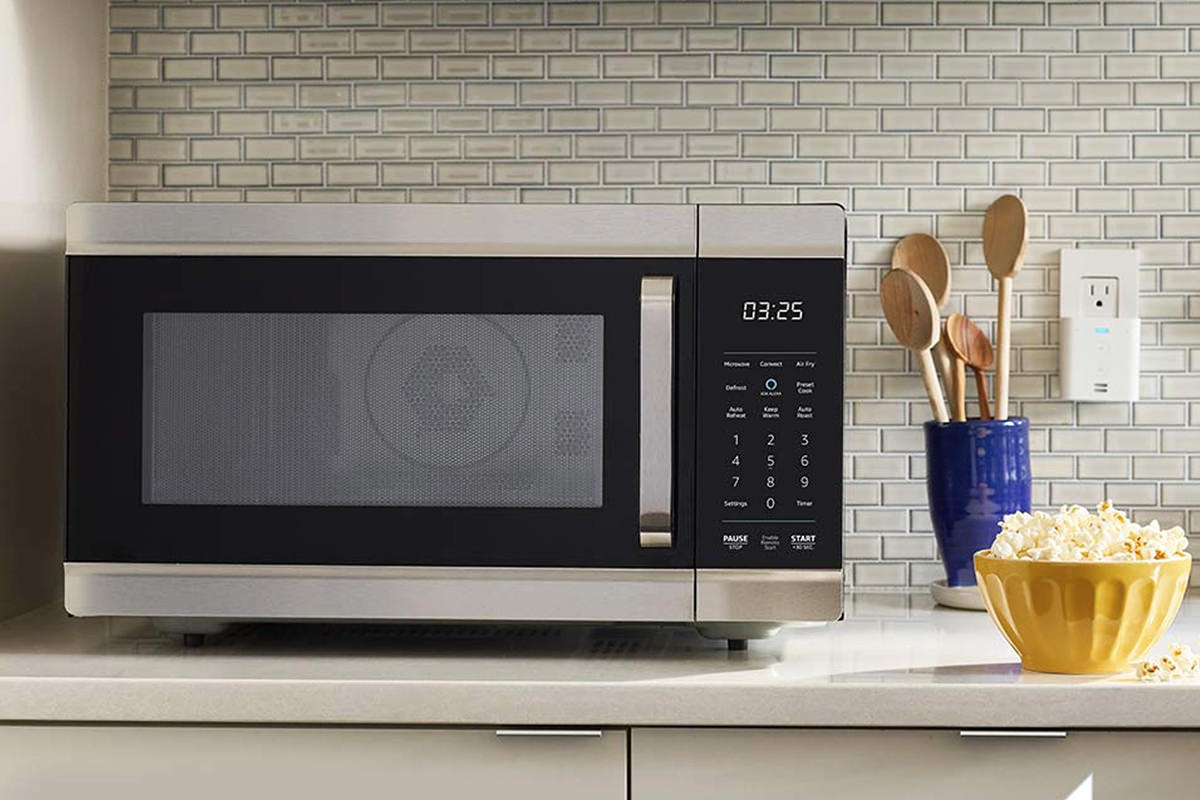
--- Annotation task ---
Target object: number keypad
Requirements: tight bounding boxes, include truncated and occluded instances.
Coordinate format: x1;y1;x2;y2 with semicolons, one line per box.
721;358;816;520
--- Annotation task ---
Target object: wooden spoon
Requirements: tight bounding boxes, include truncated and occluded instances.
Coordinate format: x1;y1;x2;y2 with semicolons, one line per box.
944;312;995;421
983;194;1027;420
881;268;949;423
942;322;967;422
892;234;956;415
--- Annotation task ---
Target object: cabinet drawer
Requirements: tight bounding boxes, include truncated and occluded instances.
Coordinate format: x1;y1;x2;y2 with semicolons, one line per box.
632;728;1194;800
0;725;626;800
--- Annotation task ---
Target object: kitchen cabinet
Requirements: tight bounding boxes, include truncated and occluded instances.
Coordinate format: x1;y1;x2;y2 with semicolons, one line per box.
0;725;626;800
631;728;1196;799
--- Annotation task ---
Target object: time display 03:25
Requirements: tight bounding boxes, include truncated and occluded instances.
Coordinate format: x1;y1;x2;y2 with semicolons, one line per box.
741;300;804;322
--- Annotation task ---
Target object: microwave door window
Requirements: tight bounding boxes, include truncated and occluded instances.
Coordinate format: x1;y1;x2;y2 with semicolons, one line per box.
142;313;604;508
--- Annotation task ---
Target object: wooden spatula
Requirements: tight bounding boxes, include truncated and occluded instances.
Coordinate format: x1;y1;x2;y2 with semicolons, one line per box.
983;194;1027;420
892;233;954;413
881;268;949;423
944;312;995;421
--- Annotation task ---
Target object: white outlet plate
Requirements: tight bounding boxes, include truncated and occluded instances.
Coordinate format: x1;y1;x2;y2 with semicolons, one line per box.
1058;249;1140;402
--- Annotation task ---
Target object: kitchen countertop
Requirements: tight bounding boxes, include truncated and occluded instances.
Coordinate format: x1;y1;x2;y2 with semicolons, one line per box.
1;593;1198;729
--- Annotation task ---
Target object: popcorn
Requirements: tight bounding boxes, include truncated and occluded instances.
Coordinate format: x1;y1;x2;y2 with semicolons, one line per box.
986;501;1189;562
1134;660;1168;683
1167;643;1198;675
1132;643;1200;682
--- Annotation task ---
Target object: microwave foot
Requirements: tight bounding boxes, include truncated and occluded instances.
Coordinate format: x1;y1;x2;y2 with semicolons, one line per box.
696;622;782;646
153;617;231;646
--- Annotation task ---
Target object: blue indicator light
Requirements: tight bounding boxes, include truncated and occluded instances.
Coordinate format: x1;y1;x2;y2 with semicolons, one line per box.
1095;327;1110;334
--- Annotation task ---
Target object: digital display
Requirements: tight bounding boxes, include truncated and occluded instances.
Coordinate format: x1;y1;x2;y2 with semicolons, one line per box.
741;300;804;321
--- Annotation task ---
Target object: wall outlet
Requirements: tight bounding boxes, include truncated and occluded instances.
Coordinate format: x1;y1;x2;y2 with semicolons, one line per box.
1082;277;1119;318
1059;249;1140;402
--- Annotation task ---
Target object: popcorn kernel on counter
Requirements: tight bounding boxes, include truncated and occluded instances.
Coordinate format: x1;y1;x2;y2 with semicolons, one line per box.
986;500;1189;562
1133;643;1200;683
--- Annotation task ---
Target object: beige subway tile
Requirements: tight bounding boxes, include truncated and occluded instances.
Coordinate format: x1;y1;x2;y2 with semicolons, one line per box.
328;4;378;26
272;57;322;80
245;32;296;54
163;7;212;29
135;139;186;161
217;58;268;81
217;6;269;28
136;33;187;55
686;134;739;158
163;112;213;135
381;4;434;26
110;57;160;81
162;165;213;187
217;164;269;187
328;57;379;79
520;29;571;52
110;113;159;135
190;32;240;55
577;29;628;51
190;139;240;161
244;138;296;160
356;31;407;53
135;87;186;109
272;6;324;27
245;85;294;108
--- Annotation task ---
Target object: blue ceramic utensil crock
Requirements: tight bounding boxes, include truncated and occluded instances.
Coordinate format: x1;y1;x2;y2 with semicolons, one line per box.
924;417;1032;587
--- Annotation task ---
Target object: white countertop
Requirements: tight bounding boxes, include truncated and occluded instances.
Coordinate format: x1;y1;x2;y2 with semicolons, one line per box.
2;593;1199;729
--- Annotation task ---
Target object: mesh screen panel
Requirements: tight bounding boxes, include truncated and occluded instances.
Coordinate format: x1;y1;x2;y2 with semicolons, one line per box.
143;313;603;507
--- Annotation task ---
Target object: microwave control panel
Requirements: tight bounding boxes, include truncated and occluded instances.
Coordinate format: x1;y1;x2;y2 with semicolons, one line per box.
695;257;844;569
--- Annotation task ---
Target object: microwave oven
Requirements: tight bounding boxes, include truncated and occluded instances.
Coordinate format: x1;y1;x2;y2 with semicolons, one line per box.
64;203;845;646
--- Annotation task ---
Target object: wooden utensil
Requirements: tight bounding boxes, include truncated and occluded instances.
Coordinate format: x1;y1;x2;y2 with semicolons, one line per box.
944;323;967;422
892;233;955;409
944;312;995;421
881;268;949;423
983;194;1027;420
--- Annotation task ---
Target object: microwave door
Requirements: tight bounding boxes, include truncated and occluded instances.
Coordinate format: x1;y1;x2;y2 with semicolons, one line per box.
67;254;695;572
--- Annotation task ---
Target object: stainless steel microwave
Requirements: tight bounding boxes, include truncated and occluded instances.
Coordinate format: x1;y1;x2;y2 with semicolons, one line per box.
64;203;845;646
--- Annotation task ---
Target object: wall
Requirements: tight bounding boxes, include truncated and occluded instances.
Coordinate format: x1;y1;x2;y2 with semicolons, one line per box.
0;0;107;617
108;0;1200;589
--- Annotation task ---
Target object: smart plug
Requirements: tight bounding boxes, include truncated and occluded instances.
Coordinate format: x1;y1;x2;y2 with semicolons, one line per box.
1058;249;1139;402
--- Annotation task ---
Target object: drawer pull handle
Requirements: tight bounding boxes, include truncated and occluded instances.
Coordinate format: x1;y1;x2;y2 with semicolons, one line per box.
960;730;1067;739
495;729;604;738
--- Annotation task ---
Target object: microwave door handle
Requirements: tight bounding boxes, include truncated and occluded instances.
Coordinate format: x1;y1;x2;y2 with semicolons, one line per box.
639;276;674;548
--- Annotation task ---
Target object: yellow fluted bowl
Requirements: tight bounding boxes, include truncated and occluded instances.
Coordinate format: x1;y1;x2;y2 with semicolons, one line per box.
974;552;1192;674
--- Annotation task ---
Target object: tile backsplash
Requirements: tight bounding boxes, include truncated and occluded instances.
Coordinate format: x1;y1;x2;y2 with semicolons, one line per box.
109;0;1200;589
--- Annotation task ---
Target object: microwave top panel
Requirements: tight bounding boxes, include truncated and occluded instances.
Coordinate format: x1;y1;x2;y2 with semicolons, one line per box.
66;203;846;261
65;203;698;258
698;205;845;260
